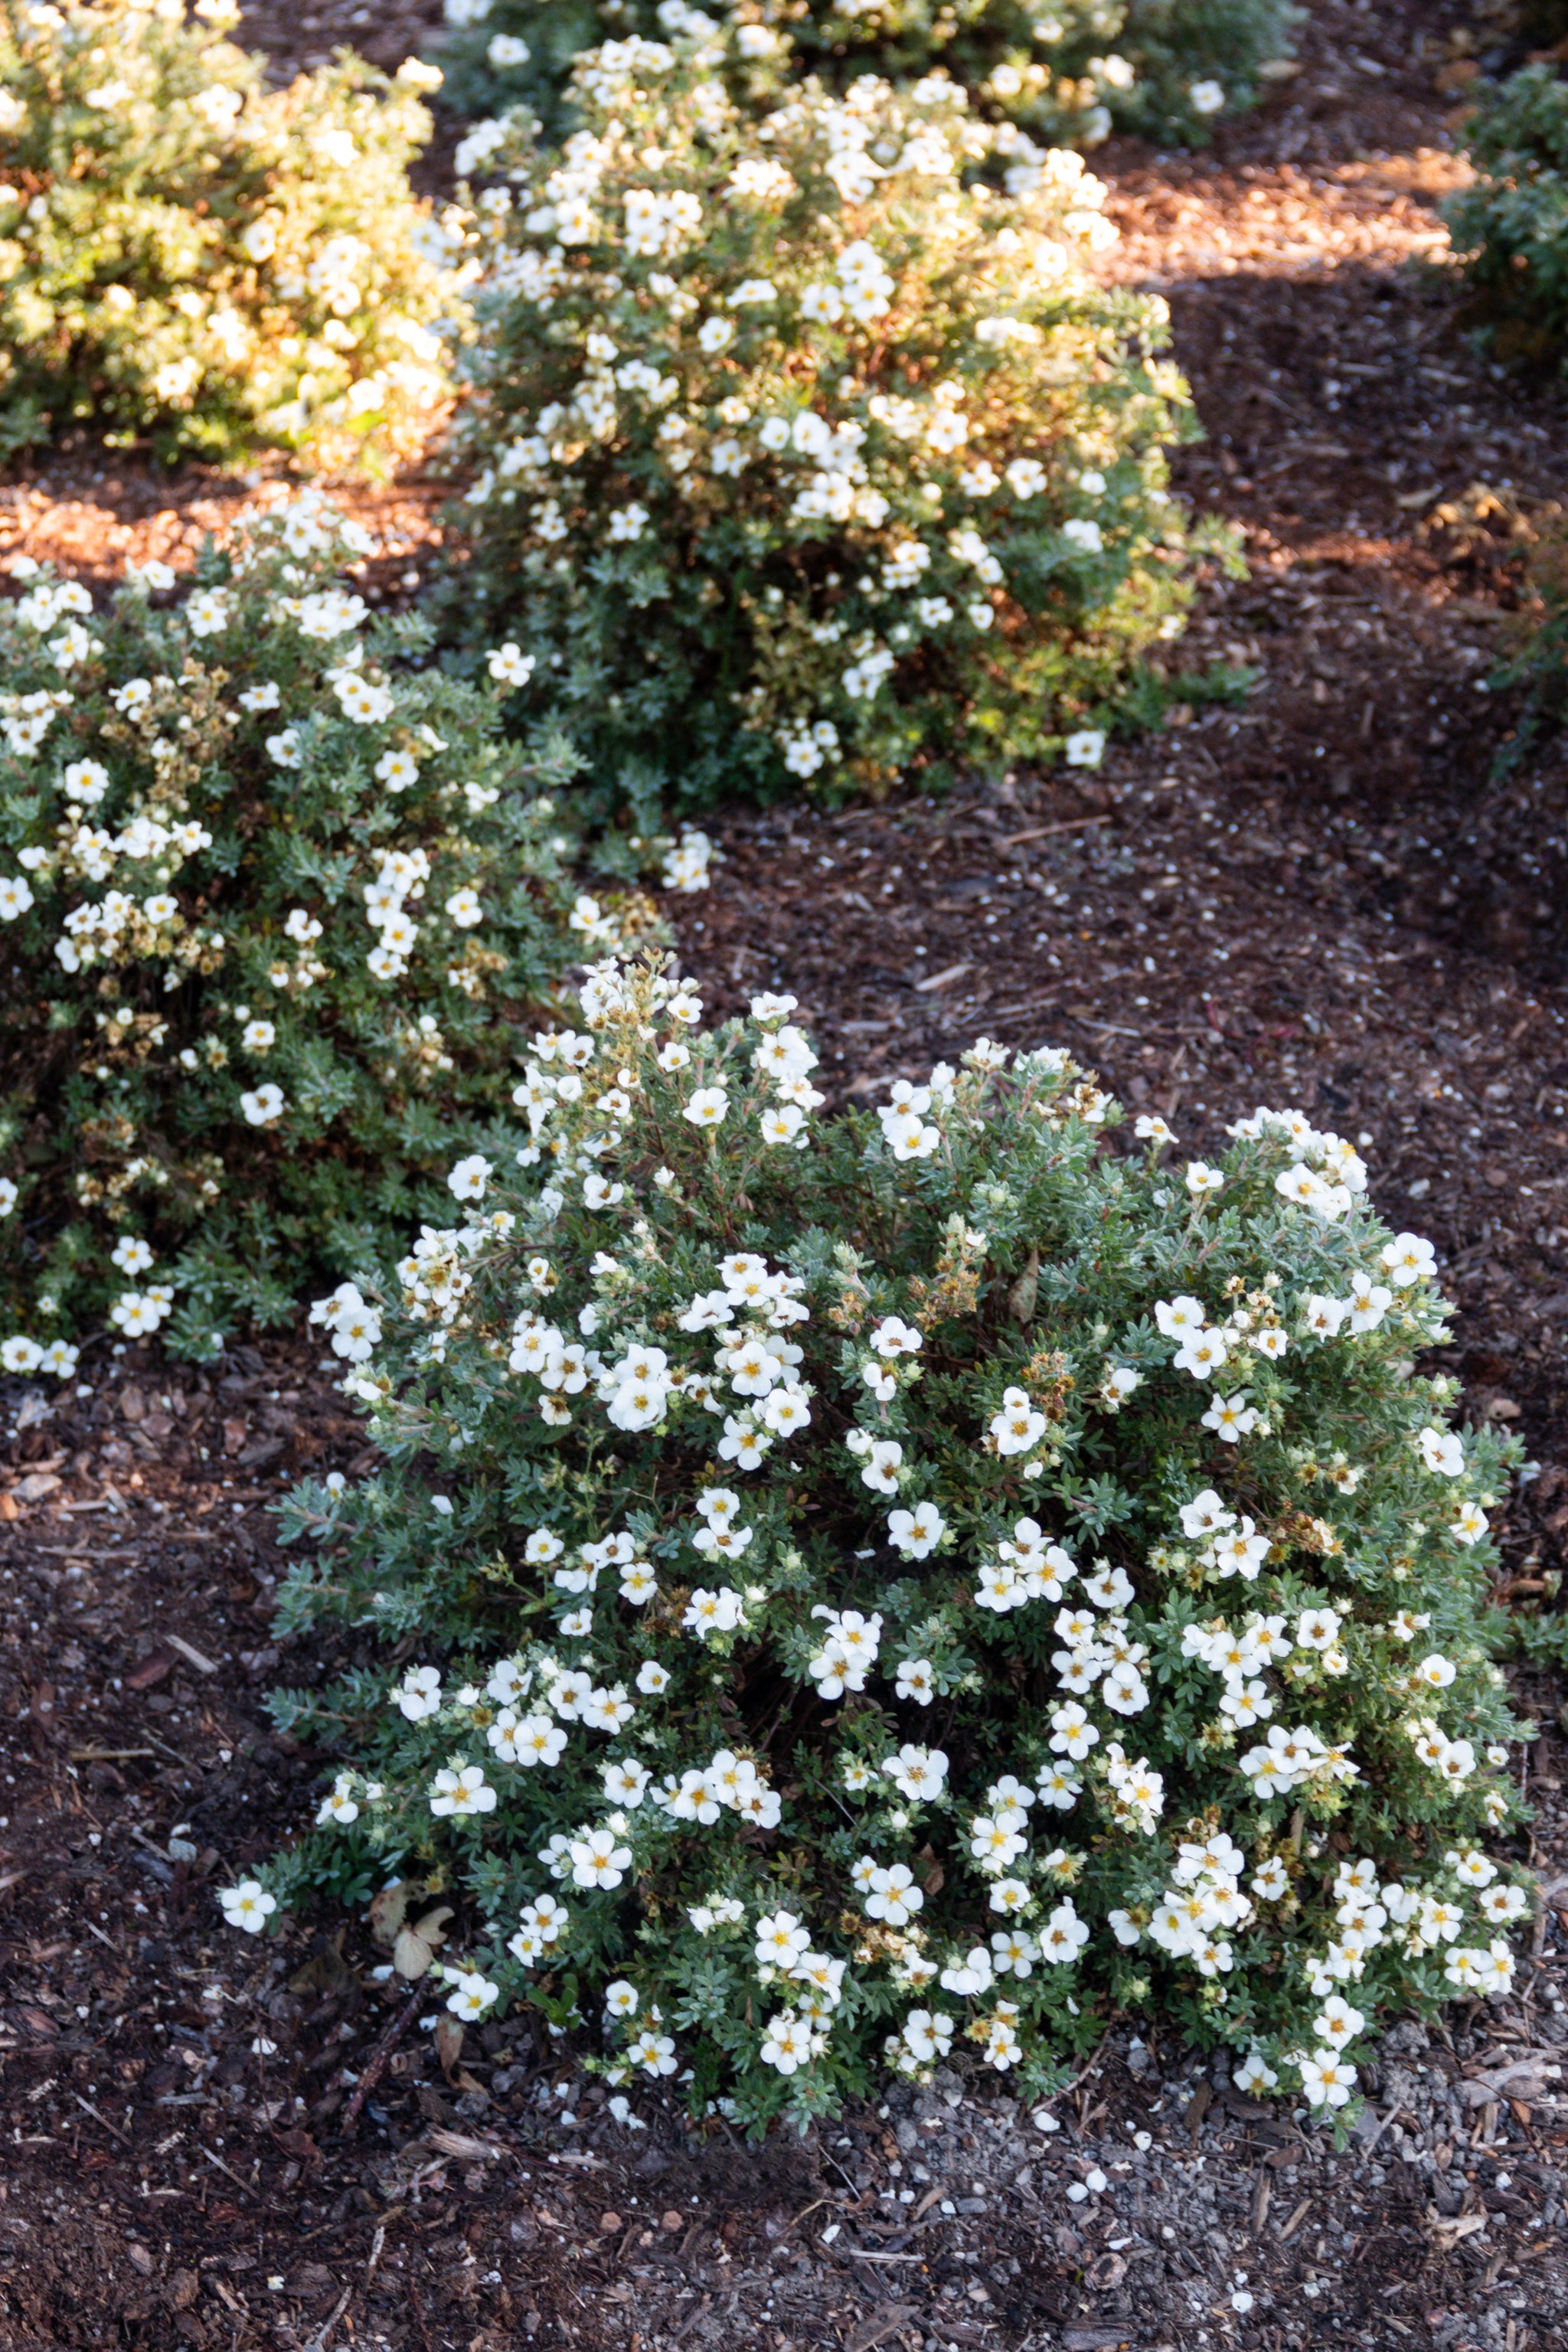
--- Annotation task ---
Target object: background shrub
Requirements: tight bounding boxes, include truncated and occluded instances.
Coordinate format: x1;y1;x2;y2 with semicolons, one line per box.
1446;62;1568;372
0;497;682;1360
256;956;1527;2132
445;38;1243;809
434;0;1295;153
0;0;464;468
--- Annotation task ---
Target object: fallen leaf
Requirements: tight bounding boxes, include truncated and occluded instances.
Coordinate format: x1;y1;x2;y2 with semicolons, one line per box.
368;1882;412;1950
125;1651;175;1693
288;1934;351;1995
433;2014;464;2082
393;1904;453;1981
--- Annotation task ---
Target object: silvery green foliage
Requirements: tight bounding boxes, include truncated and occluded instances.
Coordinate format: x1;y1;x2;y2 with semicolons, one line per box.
0;0;462;466
259;956;1527;2133
1447;62;1568;371
0;495;645;1356
434;0;1294;153
446;36;1242;808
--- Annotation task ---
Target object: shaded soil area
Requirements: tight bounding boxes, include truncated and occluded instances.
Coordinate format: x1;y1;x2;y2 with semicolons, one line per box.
8;2;1568;2347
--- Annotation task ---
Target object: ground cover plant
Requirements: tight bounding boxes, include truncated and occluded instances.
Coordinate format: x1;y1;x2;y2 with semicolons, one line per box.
435;0;1295;154
0;495;688;1358
446;35;1242;809
0;0;461;467
1446;59;1568;374
250;952;1530;2135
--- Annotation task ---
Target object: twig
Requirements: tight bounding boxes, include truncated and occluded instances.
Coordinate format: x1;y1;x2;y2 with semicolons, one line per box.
1358;2103;1413;2156
201;2146;259;2200
303;2282;353;2352
340;1986;423;2133
998;814;1113;847
73;2092;131;2145
163;1632;220;1675
669;2295;712;2345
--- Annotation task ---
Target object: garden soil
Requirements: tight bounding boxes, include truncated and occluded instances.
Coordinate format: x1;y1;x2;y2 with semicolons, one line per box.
7;2;1568;2347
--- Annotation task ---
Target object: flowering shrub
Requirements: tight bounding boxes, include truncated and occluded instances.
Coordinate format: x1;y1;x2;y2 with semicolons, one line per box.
253;953;1530;2132
1446;64;1568;372
0;495;672;1360
445;38;1240;806
0;0;462;467
435;0;1293;154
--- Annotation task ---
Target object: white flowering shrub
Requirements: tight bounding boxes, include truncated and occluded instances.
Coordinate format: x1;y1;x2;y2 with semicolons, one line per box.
0;0;462;467
435;0;1292;154
0;495;662;1358
254;953;1530;2132
445;39;1241;806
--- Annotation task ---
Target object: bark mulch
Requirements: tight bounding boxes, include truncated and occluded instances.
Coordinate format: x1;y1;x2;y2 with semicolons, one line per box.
6;2;1568;2347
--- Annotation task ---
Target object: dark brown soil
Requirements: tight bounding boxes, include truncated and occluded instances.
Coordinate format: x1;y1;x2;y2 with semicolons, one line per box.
7;3;1568;2347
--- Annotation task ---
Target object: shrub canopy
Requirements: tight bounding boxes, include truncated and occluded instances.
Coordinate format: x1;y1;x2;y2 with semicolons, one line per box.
0;0;463;466
257;956;1527;2133
0;497;676;1361
446;36;1241;808
435;0;1294;153
1446;63;1568;372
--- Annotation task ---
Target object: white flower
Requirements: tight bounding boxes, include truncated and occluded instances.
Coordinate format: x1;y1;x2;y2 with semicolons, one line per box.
760;2011;813;2076
684;1086;728;1129
1039;1900;1090;1963
990;1385;1046;1457
1298;2050;1357;2109
448;1153;493;1201
887;1501;945;1559
1064;729;1105;768
240;1083;286;1127
1190;79;1227;115
445;1970;500;2020
430;1765;497;1818
569;1826;632;1889
1451;1501;1488;1547
1417;1426;1464;1477
1381;1231;1436;1287
756;1909;811;1967
881;1743;949;1802
1200;1392;1259;1444
628;2028;679;2076
219;1880;277;1933
1174;1329;1228;1380
864;1863;922;1927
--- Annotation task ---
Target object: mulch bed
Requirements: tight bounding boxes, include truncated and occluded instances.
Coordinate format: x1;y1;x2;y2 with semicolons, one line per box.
7;1;1568;2345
